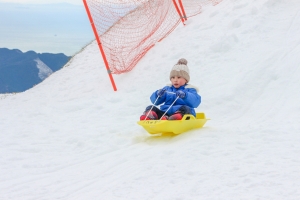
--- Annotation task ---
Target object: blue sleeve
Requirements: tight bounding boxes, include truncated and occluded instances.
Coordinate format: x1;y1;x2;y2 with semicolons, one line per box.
150;86;169;105
183;88;201;108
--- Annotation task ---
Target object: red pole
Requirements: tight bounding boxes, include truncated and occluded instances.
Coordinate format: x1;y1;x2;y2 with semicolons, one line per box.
172;0;185;25
178;0;187;20
82;0;117;91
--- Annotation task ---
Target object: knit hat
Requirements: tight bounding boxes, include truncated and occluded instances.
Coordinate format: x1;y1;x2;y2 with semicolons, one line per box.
169;58;190;83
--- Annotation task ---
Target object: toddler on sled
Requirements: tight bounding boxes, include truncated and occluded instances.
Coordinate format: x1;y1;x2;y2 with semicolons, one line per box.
140;58;201;121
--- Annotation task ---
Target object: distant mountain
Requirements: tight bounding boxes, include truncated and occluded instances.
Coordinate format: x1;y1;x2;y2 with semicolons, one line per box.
0;48;70;93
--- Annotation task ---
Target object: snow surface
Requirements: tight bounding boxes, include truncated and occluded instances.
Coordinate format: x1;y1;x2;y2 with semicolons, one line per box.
1;0;300;199
34;58;53;80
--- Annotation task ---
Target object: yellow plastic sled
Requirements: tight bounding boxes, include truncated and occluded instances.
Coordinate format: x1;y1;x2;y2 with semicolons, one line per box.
137;112;208;134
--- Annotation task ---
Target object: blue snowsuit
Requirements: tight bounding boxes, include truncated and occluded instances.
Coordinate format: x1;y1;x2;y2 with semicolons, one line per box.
150;84;201;117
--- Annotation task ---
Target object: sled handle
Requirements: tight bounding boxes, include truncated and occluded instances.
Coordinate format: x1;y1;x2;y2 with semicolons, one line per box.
145;92;179;121
166;91;176;95
159;96;180;120
144;96;160;121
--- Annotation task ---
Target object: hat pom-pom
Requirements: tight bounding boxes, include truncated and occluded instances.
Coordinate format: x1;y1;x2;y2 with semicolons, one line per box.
177;58;187;65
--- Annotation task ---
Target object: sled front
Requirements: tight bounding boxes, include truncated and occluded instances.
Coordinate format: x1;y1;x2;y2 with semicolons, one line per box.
137;112;208;134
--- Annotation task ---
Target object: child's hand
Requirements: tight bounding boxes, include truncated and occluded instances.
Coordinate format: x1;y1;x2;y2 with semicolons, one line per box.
157;89;166;97
176;90;186;98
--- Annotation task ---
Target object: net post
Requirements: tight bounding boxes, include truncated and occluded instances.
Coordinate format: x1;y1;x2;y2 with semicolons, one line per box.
82;0;117;91
172;0;185;25
178;0;187;20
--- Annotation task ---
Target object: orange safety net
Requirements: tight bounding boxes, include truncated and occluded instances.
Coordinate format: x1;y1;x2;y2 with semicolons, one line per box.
85;0;222;74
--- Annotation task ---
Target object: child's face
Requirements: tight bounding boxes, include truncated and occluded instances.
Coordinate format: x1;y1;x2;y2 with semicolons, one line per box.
171;76;187;88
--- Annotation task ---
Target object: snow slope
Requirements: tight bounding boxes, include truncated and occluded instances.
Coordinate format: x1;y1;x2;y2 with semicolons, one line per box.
1;0;300;199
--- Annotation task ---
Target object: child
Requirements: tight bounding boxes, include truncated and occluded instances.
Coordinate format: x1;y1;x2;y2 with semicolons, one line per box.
140;58;201;120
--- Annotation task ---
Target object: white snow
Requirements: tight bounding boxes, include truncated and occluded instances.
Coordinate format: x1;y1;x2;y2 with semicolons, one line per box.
1;0;300;199
34;58;53;80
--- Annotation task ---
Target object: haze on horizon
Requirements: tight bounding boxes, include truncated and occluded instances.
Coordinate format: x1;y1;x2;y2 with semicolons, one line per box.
0;1;93;56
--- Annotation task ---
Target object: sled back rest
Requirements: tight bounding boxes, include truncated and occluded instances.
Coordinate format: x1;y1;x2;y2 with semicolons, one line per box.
196;112;206;119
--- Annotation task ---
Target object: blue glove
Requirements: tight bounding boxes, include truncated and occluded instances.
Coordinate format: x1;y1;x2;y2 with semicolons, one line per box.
157;88;166;97
176;90;186;98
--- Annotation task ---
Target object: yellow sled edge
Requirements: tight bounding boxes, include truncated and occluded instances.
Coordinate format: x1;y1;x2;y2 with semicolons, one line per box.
137;112;209;135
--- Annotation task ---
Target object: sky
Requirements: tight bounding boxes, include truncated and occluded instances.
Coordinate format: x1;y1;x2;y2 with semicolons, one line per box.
0;0;82;5
0;1;93;56
1;0;300;199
